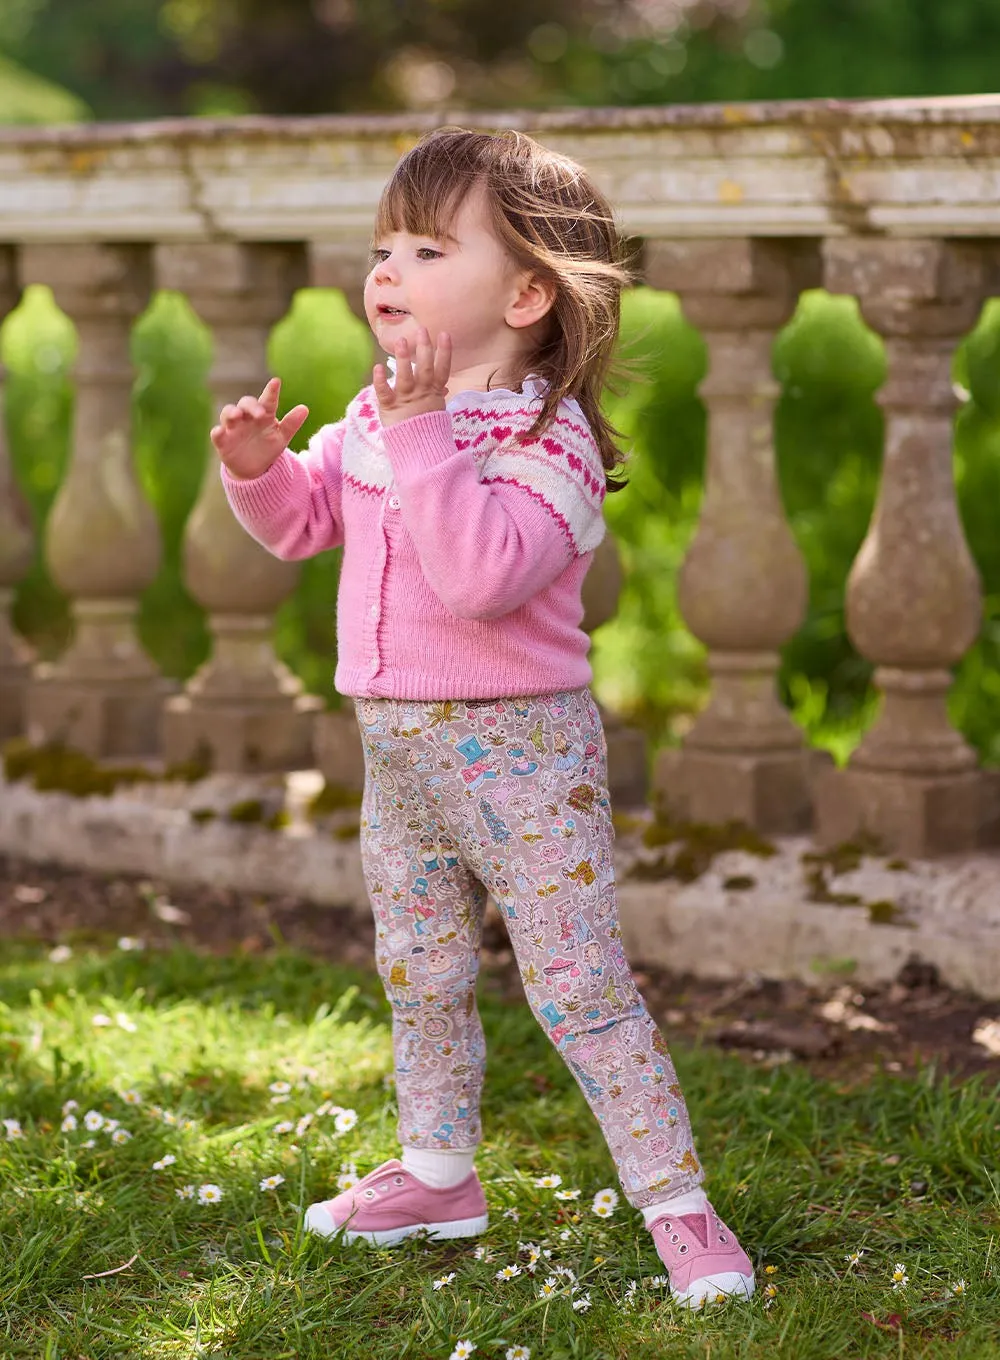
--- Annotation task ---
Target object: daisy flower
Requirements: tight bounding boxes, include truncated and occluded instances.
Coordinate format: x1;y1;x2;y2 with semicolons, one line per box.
111;1129;132;1144
104;1119;120;1133
48;945;73;963
81;1138;96;1149
591;1187;619;1217
495;1264;521;1281
273;1121;294;1136
197;1183;224;1204
554;1188;581;1200
61;1114;78;1132
115;1013;137;1033
152;1155;176;1170
268;1081;291;1095
295;1114;313;1137
336;1162;359;1190
83;1111;104;1132
506;1349;531;1360
844;1250;865;1266
891;1263;909;1290
534;1174;562;1189
91;1014;112;1027
334;1109;358;1134
450;1344;475;1360
538;1276;559;1299
553;1265;576;1283
176;1185;195;1199
572;1292;592;1312
61;1100;79;1116
764;1284;778;1300
117;936;144;951
120;1090;142;1106
503;1207;520;1221
260;1174;285;1191
432;1272;456;1291
3;1118;23;1140
623;1280;639;1308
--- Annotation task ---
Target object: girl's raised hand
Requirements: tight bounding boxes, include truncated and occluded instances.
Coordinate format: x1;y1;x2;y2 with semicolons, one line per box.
373;328;452;428
210;377;309;481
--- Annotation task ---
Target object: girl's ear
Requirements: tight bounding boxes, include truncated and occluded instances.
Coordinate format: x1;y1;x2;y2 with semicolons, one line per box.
506;273;557;330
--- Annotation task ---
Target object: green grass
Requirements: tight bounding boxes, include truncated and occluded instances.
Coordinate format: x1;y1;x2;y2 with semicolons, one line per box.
1;942;998;1359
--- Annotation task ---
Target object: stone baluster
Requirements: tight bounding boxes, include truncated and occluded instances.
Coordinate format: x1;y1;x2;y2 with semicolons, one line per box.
815;239;989;855
158;243;321;774
308;238;373;791
644;239;821;832
21;244;168;757
0;248;33;741
581;532;648;808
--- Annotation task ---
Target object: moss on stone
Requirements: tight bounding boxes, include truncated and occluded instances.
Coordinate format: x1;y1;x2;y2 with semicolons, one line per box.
867;899;901;925
307;781;363;817
628;817;777;884
227;799;265;824
190;808;217;824
2;737;211;798
265;809;291;831
722;874;757;891
2;739;157;798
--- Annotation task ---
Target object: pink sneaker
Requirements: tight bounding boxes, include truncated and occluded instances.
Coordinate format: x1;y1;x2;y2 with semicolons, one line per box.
648;1202;755;1309
304;1159;489;1248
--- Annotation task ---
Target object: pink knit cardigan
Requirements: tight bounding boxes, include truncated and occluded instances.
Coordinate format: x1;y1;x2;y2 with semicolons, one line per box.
221;379;608;701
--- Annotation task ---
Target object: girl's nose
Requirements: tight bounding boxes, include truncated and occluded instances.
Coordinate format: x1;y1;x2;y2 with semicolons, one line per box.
374;258;397;285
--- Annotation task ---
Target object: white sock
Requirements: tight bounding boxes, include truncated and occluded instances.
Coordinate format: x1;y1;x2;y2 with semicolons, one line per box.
641;1186;709;1228
401;1146;477;1189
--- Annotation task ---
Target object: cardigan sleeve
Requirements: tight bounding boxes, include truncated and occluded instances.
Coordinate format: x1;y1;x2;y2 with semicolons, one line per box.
380;406;606;620
220;419;347;561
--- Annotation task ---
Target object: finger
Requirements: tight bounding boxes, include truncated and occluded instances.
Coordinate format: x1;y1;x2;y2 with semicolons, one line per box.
394;338;414;394
275;403;310;446
433;332;452;389
258;377;281;413
210;424;224;449
237;395;265;420
415;326;433;382
372;363;394;405
219;404;241;429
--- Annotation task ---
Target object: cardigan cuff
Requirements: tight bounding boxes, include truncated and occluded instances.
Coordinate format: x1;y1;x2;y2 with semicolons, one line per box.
380;409;459;480
220;449;299;519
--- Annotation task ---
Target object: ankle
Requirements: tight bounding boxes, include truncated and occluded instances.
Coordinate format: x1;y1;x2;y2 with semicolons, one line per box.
401;1146;477;1190
641;1187;709;1228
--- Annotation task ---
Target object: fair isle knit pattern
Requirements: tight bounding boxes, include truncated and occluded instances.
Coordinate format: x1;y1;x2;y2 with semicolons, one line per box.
221;378;608;701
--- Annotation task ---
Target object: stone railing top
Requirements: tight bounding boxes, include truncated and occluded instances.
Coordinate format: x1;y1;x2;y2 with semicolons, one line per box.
3;95;1000;243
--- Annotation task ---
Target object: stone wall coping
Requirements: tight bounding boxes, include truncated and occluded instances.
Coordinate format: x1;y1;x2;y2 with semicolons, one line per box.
3;96;1000;243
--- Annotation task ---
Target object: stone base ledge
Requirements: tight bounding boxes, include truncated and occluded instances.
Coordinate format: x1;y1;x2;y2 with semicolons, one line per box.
2;771;1000;999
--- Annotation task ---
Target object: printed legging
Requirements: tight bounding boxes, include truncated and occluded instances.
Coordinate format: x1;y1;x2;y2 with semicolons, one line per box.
353;686;703;1209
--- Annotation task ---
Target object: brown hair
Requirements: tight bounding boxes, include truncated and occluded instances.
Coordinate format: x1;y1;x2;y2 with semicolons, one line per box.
372;126;636;491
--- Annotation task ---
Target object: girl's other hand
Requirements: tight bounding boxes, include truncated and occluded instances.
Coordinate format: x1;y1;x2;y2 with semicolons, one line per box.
373;328;452;428
210;377;309;480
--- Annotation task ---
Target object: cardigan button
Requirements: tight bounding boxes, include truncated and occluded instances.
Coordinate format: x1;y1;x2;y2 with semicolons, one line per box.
388;495;400;509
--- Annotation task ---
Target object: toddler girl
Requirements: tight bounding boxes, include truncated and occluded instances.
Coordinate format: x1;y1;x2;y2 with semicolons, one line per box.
212;126;754;1309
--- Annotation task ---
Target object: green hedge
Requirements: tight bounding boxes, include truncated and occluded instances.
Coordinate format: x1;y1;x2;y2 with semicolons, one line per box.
5;284;1000;762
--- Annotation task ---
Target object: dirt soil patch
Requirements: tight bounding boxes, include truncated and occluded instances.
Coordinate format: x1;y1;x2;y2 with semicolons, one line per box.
3;852;1000;1086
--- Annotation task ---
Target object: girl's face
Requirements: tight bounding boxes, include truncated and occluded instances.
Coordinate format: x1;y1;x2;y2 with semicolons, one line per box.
364;188;549;387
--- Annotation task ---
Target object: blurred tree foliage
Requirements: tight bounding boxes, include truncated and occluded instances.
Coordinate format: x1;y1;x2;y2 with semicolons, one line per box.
2;0;1000;122
5;284;1000;764
2;1;1000;765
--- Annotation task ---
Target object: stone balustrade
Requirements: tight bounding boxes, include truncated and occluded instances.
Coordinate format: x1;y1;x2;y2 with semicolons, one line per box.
2;97;1000;855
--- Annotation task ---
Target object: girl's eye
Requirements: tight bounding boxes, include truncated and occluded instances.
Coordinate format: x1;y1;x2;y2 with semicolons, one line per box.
416;248;442;260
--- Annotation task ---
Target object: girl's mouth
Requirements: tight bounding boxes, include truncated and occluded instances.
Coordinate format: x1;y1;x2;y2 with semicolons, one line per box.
378;305;409;317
